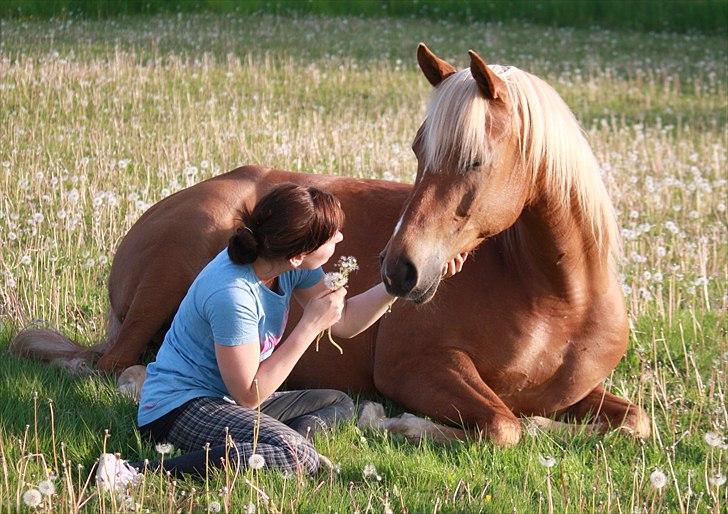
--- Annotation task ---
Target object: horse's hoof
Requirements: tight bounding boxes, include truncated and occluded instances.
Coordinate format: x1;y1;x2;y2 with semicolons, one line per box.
357;401;387;430
117;365;147;401
618;406;651;439
487;415;522;447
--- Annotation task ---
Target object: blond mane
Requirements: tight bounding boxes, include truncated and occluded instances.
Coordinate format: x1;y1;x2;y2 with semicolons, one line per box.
421;66;620;258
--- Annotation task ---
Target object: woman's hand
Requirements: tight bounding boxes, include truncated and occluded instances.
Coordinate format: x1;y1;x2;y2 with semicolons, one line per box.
301;287;347;334
441;252;468;278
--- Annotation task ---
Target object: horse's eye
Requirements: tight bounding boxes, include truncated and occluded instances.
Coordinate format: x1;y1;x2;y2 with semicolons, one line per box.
469;161;481;170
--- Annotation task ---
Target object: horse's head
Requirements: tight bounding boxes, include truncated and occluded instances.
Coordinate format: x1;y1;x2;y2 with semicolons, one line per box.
381;44;531;303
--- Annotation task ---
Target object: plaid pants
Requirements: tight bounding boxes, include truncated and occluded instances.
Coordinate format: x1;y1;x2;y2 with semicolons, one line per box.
136;390;354;476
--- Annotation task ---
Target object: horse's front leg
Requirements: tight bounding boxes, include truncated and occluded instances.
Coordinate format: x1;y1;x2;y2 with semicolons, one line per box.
558;384;651;438
373;347;522;446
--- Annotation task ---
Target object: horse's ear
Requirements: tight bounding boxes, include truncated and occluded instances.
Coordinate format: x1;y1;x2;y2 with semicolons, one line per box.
468;50;507;100
417;43;456;87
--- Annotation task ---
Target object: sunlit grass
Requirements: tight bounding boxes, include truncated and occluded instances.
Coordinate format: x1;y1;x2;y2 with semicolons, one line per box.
0;13;726;513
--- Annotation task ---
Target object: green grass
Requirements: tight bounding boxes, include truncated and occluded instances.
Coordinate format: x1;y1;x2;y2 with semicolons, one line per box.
0;12;726;513
1;315;725;512
1;0;727;35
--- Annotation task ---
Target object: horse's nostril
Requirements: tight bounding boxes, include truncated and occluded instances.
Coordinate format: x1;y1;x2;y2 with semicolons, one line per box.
401;259;417;292
386;256;417;296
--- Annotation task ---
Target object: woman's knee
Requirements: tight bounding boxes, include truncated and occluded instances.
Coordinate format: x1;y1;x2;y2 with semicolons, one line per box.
279;435;320;475
319;389;356;417
331;390;356;421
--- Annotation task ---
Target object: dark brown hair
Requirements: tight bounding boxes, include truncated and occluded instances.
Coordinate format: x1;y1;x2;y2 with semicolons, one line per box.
228;183;345;265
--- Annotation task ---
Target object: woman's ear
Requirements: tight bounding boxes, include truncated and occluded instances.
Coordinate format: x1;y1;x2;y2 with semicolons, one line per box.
289;255;305;268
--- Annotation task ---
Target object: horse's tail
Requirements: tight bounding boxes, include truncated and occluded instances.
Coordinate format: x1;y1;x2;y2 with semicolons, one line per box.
9;308;121;375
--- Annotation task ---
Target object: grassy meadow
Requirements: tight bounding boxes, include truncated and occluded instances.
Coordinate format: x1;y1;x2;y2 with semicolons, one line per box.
0;12;726;513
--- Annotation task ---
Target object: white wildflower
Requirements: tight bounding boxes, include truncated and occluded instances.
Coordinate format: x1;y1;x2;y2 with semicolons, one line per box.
247;453;265;470
324;271;347;290
336;255;359;275
244;502;256;514
650;469;667;489
208;500;222;513
67;189;80;203
8;231;17;241
362;463;377;479
538;455;557;468
22;488;42;507
703;431;725;448
38;479;55;496
20;255;31;266
155;442;173;455
709;474;726;487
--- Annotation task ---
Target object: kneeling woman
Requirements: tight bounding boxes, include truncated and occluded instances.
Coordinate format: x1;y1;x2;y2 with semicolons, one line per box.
100;183;465;482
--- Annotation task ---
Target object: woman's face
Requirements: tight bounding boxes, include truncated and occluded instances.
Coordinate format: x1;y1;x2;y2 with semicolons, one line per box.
298;230;343;269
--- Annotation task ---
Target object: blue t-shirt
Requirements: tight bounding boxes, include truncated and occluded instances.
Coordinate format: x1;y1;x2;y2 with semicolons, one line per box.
137;248;323;427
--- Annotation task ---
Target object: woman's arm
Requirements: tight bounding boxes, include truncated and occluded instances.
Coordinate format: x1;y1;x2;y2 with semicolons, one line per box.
215;320;318;408
294;253;468;339
216;287;346;408
329;282;395;338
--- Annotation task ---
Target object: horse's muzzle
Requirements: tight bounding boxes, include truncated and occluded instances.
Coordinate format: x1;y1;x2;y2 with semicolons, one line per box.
381;254;418;298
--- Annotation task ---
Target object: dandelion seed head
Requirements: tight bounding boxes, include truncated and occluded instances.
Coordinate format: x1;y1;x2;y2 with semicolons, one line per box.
363;463;377;478
709;473;726;487
38;479;55;496
208;500;222;513
22;488;42;507
247;453;265;470
155;442;173;455
324;271;347;290
703;431;724;447
538;455;557;468
650;469;667;489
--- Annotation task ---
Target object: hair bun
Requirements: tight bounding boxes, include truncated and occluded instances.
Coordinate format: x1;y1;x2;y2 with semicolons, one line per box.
227;225;258;264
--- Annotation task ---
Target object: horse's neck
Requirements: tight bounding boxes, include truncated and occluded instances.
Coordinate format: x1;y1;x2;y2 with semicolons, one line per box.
504;197;613;304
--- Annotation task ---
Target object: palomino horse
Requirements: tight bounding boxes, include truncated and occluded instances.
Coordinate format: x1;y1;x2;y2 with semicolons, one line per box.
11;44;649;445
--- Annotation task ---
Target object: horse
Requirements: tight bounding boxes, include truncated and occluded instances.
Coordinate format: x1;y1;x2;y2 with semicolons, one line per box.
11;44;649;446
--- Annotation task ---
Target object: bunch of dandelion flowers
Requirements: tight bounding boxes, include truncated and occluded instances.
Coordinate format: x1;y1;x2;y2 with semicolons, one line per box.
316;256;359;354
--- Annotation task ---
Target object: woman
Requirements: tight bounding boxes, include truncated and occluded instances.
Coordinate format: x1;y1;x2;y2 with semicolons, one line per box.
97;183;466;486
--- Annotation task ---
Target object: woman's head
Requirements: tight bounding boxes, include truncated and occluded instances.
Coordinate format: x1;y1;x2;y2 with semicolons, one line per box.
228;183;345;267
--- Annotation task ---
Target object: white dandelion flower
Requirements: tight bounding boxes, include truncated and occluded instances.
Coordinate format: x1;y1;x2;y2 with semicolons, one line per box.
8;231;17;241
38;479;55;496
650;469;667;489
22;488;42;507
362;463;377;479
323;271;347;290
336;255;359;275
20;255;31;266
244;502;256;514
704;431;725;448
155;442;174;455
538;455;557;468
67;188;80;203
247;453;265;470
709;474;726;487
208;500;222;513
